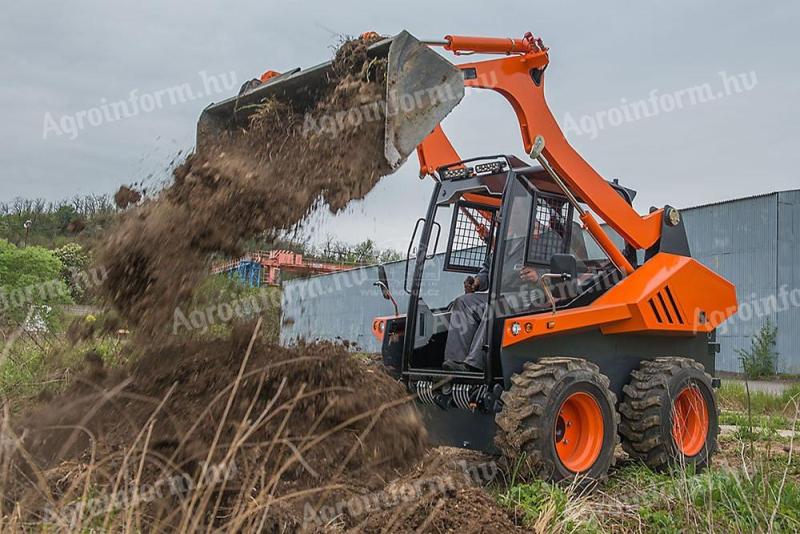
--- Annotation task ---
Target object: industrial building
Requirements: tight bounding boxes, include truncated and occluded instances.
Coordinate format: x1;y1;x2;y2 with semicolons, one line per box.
281;189;800;373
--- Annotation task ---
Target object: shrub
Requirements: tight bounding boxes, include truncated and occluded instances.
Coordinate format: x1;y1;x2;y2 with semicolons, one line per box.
0;239;72;328
737;319;779;378
52;242;90;301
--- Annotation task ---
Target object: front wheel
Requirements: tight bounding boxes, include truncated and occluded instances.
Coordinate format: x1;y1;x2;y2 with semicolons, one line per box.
619;357;719;471
495;357;619;485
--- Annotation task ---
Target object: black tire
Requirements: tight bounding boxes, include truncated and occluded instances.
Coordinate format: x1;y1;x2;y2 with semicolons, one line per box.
619;357;719;471
495;357;619;485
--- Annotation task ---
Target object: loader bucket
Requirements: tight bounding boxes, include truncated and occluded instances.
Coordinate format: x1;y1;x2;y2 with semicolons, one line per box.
196;30;465;170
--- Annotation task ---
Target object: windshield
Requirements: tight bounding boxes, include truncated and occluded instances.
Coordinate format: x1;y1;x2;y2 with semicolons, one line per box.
497;177;553;313
496;176;615;316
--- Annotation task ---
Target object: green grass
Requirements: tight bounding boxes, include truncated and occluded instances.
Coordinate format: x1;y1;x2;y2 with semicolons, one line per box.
0;324;128;409
720;410;791;430
718;381;800;416
635;466;800;532
497;480;567;525
496;459;800;533
719;410;795;442
495;479;605;532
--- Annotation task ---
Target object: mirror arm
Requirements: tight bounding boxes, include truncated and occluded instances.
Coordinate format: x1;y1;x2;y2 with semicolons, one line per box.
538;273;570;315
374;281;399;316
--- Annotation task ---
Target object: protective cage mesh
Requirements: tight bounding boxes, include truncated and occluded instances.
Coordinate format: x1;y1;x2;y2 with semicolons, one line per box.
445;201;498;273
525;192;573;265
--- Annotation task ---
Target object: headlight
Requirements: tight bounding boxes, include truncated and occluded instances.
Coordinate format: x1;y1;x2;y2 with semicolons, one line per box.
510;322;521;336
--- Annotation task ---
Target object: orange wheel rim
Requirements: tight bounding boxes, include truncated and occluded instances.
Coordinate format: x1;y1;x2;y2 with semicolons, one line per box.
671;385;709;456
554;392;604;472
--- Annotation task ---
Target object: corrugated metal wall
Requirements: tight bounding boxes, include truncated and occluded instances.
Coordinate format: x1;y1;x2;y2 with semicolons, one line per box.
281;253;464;352
777;190;800;373
682;194;778;372
282;190;800;372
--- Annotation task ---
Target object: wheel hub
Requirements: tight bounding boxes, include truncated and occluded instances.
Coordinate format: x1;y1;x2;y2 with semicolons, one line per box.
554;392;604;472
671;384;709;456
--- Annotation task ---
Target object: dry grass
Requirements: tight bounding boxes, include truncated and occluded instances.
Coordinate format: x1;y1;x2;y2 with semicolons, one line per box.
0;319;429;532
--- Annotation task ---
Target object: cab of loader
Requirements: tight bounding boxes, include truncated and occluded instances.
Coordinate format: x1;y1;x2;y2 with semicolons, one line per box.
373;155;637;384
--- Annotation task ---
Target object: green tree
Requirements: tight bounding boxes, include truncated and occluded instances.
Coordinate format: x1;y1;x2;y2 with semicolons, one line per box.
54;204;79;232
53;243;91;301
378;248;403;263
351;239;378;263
0;240;72;327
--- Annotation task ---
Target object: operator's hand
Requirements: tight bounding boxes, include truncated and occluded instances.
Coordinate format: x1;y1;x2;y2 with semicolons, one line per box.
464;276;477;294
520;266;540;283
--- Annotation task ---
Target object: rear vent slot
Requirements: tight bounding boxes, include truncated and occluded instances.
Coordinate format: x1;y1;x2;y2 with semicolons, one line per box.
648;286;685;325
648;299;663;323
657;293;673;323
664;286;684;324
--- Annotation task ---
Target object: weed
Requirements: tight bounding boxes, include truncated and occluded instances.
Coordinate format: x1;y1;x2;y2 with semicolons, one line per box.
497;480;568;525
737;319;779;378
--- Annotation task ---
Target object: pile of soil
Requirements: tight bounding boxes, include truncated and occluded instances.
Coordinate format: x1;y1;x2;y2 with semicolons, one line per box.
99;36;391;336
15;323;427;529
352;448;526;533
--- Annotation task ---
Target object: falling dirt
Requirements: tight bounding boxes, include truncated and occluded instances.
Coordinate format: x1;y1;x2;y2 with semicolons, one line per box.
113;185;142;209
98;36;390;337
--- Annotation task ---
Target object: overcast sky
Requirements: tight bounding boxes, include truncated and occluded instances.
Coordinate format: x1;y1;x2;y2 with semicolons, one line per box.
1;0;797;251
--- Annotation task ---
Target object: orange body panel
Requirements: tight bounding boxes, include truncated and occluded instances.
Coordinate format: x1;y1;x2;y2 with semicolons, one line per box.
502;303;632;346
594;253;738;335
502;253;738;347
416;125;462;176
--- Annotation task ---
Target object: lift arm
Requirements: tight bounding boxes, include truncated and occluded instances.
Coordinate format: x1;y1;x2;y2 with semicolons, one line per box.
416;33;663;253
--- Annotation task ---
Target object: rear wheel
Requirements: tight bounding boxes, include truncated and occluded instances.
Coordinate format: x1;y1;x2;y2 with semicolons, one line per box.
619;357;718;470
495;357;619;484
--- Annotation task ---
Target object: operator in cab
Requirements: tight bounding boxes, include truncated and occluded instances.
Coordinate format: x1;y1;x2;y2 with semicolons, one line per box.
442;197;561;373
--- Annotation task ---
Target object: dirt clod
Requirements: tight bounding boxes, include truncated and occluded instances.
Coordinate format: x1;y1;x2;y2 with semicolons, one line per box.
113;185;142;209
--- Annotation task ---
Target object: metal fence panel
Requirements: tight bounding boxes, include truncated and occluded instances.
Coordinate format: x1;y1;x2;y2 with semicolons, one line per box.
281;253;465;352
777;190;800;372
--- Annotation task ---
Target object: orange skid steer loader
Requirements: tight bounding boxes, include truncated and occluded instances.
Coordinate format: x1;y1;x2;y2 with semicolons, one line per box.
199;31;737;484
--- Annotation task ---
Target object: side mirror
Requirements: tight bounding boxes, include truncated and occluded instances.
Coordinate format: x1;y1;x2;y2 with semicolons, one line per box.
375;265;399;316
377;265;391;300
550;254;578;281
